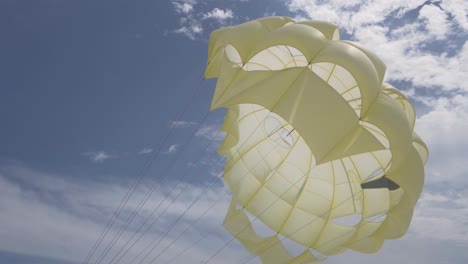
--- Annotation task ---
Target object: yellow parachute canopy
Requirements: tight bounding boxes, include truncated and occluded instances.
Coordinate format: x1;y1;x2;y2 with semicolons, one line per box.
204;16;428;263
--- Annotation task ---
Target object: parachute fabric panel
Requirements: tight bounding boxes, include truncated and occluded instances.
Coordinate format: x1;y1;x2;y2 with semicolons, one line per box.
205;16;428;263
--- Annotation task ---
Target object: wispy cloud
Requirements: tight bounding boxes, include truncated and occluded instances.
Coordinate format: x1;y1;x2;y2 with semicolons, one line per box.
411;191;468;242
174;24;203;40
1;160;468;264
171;0;203;40
139;148;153;155
173;1;194;14
168;144;178;153
195;124;225;142
171;1;236;40
0;163;232;264
200;156;225;178
415;94;468;185
169;120;198;128
81;151;112;163
202;8;234;23
163;144;179;154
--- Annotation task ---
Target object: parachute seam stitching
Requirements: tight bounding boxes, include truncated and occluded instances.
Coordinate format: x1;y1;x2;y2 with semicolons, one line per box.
243;133;301;210
311;161;336;249
276;146;315;234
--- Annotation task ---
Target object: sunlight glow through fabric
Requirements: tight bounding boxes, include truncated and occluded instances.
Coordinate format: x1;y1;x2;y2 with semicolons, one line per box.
204;16;428;263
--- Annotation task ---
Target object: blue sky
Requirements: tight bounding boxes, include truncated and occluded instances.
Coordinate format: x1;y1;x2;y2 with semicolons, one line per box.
0;0;467;263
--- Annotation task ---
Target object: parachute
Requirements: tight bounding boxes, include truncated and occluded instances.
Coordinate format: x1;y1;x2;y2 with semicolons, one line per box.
204;17;428;263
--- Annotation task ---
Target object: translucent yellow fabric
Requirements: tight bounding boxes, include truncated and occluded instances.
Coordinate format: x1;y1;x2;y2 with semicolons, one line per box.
205;16;428;263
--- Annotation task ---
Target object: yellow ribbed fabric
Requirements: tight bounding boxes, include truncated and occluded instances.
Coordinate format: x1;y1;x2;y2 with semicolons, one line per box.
205;16;428;263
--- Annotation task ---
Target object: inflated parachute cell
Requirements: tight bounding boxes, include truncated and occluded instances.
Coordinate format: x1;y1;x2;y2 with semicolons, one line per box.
204;17;428;263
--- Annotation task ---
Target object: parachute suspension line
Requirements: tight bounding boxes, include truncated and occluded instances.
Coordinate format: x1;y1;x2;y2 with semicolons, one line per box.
221;113;277;178
206;156;372;263
82;75;207;264
158;112;304;263
280;149;315;233
295;177;399;264
203;142;306;264
313;214;391;264
165;173;366;264
94;107;212;264
238;189;367;264
133;108;286;264
165;236;205;264
147;185;224;264
85;76;210;264
240;161;396;264
105;109;269;264
136;176;220;264
82;137;171;264
240;131;302;215
124;173;221;264
110;125;226;264
149;134;287;264
267;124;286;138
128;109;275;264
164;188;234;264
292;213;392;264
200;69;316;264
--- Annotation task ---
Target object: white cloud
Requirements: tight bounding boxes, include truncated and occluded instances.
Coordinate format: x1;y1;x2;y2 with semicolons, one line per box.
419;4;451;40
173;2;194;14
0;175;102;263
139;148;153;154
414;94;468;184
81;151;112;163
331;235;468;264
171;0;203;40
171;2;236;39
440;0;468;30
174;23;203;40
410;191;468;242
195;124;225;142
166;144;179;154
0;163;235;264
285;0;468;92
202;8;234;22
170;120;198;128
198;155;226;178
